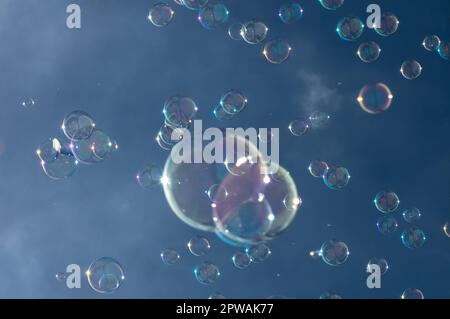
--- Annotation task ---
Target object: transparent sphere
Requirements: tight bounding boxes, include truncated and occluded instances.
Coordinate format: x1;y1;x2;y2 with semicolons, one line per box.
319;239;350;266
278;2;304;24
181;0;208;10
241;20;268;44
422;35;441;51
232;251;252;269
198;2;229;30
319;292;343;299
357;83;394;114
194;261;221;285
220;89;247;115
86;257;125;294
187;235;211;256
375;12;399;36
357;41;381;63
207;183;228;204
228;23;243;40
209;292;226;299
308;160;329;178
163;95;198;128
336;16;364;41
245;243;271;263
289;119;309;136
136;163;162;189
62;110;95;141
323;166;350;190
161;248;181;265
377;215;398;235
318;0;344;10
374;191;400;213
148;3;174;27
402;207;421;224
41;144;78;180
37;138;63;163
308;111;331;128
400;60;422;80
444;222;450;237
213;104;234;121
263;39;292;64
367;257;389;275
157;122;185;150
438;41;450;60
21;97;35;109
55;272;67;282
401;288;424;299
401;226;426;249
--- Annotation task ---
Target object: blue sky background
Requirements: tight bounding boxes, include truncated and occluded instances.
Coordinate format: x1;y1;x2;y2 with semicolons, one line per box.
0;0;449;298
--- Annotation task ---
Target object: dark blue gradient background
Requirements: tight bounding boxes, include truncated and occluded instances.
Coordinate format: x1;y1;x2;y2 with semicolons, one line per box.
0;0;449;298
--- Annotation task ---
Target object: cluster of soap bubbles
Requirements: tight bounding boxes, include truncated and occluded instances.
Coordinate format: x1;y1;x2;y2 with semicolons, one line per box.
374;191;427;249
232;243;272;269
57;257;125;294
311;239;350;266
289;111;331;136
37;111;117;180
422;34;450;61
213;90;248;121
308;159;350;190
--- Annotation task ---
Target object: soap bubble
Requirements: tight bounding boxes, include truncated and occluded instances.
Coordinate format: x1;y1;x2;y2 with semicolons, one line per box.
21;97;35;109
401;226;426;249
220;90;247;114
163;95;198;128
308;160;329;178
187;236;211;256
422;35;441;51
136;163;162;189
323;166;350;190
401;288;424;299
246;243;271;263
375;12;399;36
318;0;344;10
36;138;63;163
182;0;208;10
402;207;421;224
86;257;125;294
263;39;292;64
241;20;268;44
148;3;174;27
232;251;251;269
289;119;309;136
400;60;422;80
374;191;400;213
55;272;67;282
444;222;450;237
367;258;389;274
278;2;304;24
319;239;350;266
357;83;394;114
308;111;331;128
357;41;381;63
438;41;449;60
41;144;78;180
161;249;181;265
228;23;243;40
377;215;398;235
336;16;364;41
62;110;96;141
194;261;221;285
198;2;230;30
213;104;234;121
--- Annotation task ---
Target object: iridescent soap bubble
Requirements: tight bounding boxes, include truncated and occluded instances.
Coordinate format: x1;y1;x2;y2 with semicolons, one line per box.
158;122;184;148
308;160;329;178
182;0;208;10
198;2;229;30
188;236;211;256
62;110;95;141
86;257;125;294
377;215;398;235
336;16;364;41
400;60;422;80
21;97;35;109
41;145;78;180
241;20;268;44
323;166;350;190
209;292;226;299
318;0;344;10
278;2;304;24
161;248;181;265
36;138;63;163
194;261;220;285
263;39;291;64
70;137;101;165
246;243;271;263
220;90;247;114
90;130;115;160
136;163;162;189
402;207;421;224
319;292;342;299
232;251;251;269
213;104;234;121
308;111;331;128
375;12;399;36
357;41;381;63
289;119;309;136
422;35;441;51
228;23;243;40
55;272;67;282
444;222;450;237
367;258;389;275
374;191;400;213
148;3;174;27
163;95;198;128
401;288;424;299
357;83;394;114
401;226;426;249
207;184;228;204
438;41;450;60
319;239;350;266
